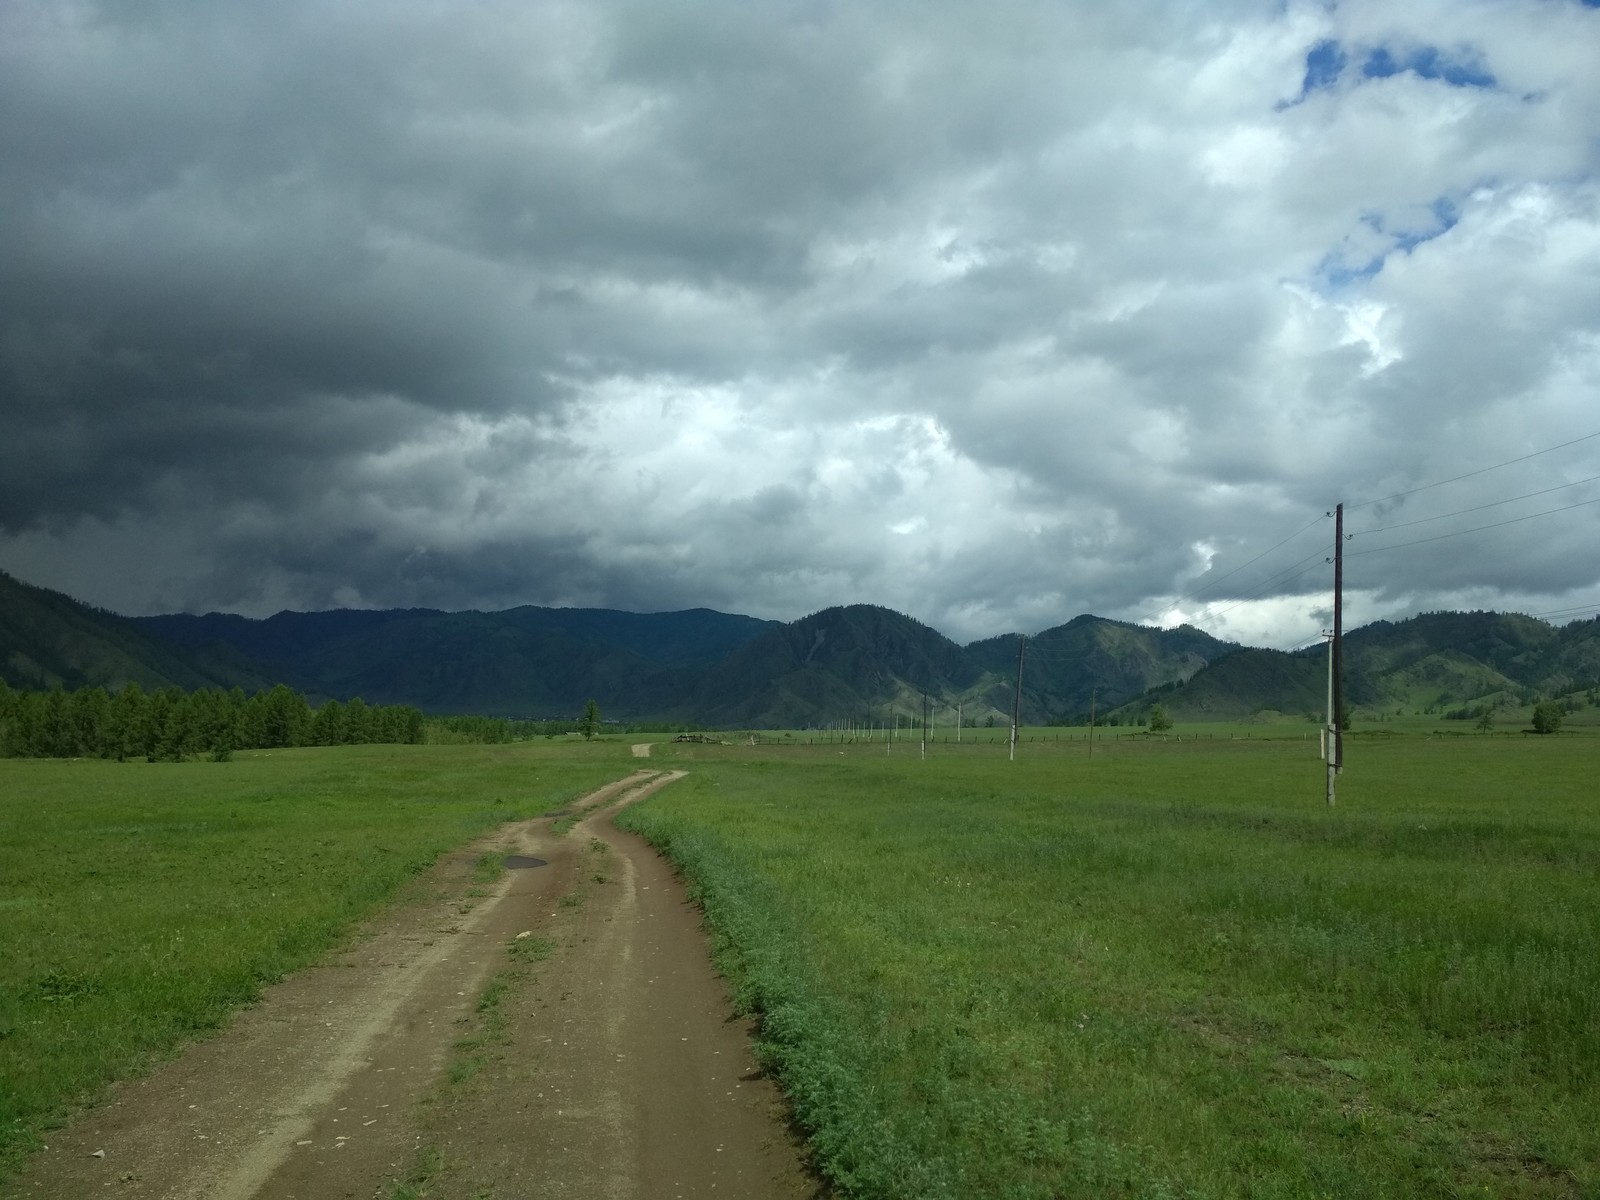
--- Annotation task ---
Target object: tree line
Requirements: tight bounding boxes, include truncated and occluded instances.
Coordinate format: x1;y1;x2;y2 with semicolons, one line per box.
427;707;707;743
0;680;424;760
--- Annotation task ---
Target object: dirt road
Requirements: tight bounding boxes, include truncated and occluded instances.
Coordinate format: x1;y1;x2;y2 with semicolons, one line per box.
10;769;819;1199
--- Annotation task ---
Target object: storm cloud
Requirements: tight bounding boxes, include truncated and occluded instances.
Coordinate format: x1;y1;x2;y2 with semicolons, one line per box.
4;0;1599;645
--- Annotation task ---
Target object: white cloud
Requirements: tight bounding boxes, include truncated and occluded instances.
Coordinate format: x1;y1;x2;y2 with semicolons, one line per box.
2;0;1599;645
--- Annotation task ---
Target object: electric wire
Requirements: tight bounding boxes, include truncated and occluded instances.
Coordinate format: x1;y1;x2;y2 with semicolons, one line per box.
1350;472;1600;536
1194;555;1328;622
1522;600;1600;621
1345;428;1600;511
1346;495;1600;557
1016;430;1600;651
1128;511;1329;627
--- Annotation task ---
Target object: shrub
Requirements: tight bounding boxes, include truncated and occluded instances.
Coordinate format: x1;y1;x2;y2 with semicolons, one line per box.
1531;701;1564;735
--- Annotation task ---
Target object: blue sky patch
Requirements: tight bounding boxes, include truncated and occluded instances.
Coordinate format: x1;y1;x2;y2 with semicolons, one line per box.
1301;39;1347;93
1287;37;1497;106
1314;197;1462;293
1362;44;1496;88
1393;198;1461;253
1315;250;1385;290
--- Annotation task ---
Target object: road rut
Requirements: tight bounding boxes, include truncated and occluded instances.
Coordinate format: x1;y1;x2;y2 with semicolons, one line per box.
9;769;818;1199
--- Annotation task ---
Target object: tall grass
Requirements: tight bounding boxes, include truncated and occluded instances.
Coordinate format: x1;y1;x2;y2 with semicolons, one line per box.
0;742;628;1179
619;735;1600;1198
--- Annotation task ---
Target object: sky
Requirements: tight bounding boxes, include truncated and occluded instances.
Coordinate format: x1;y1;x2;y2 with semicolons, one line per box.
3;0;1599;649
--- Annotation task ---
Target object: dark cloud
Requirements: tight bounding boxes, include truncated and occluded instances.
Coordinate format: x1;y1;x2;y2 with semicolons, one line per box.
2;0;1599;644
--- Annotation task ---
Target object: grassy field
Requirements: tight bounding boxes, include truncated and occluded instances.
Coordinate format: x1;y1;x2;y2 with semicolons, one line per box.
620;732;1600;1199
0;741;630;1179
5;730;1595;1197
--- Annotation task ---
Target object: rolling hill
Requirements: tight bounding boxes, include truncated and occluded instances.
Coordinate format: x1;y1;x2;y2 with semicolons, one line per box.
5;568;1596;727
0;570;272;694
135;605;778;718
967;615;1236;720
1115;611;1600;723
683;604;992;728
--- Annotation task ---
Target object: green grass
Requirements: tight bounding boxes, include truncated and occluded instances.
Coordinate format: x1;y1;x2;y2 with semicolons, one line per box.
0;742;629;1180
7;727;1596;1197
619;733;1600;1198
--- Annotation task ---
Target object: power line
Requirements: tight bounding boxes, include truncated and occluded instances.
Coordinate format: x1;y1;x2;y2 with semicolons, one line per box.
1179;549;1330;626
1351;472;1600;536
1279;634;1326;653
1346;495;1600;557
1522;600;1600;621
1346;428;1600;511
1130;511;1329;627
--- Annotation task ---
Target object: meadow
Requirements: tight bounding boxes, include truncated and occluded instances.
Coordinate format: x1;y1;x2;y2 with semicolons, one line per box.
621;731;1600;1198
0;742;625;1179
3;729;1595;1198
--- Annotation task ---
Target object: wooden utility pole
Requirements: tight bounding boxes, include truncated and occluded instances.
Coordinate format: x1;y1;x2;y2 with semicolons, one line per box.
1010;635;1026;762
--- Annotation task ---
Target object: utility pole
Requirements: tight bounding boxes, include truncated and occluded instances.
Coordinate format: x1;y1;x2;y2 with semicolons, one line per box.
1010;634;1026;762
1334;501;1345;779
1325;502;1345;805
1087;686;1097;761
921;691;928;760
956;703;962;743
1323;629;1335;803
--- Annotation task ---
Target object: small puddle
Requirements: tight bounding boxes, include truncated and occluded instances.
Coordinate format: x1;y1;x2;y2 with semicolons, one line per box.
504;855;549;870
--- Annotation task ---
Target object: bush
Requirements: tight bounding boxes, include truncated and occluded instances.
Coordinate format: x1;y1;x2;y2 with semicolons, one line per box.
1531;701;1564;735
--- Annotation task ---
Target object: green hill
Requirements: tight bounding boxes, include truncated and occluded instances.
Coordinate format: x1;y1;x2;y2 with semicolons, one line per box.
0;571;270;694
967;615;1235;720
8;568;1598;730
685;604;993;729
136;605;778;718
1116;611;1600;724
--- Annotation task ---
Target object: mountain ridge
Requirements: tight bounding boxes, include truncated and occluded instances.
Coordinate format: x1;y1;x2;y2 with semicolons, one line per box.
4;569;1596;727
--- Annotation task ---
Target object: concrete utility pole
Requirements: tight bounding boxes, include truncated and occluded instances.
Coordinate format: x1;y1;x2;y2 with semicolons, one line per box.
1010;635;1026;762
1334;501;1345;778
1324;630;1335;804
921;692;928;760
1326;502;1345;806
956;703;962;743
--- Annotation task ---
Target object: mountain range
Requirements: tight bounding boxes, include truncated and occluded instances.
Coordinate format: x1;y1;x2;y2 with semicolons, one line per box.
3;569;1596;727
1117;610;1600;723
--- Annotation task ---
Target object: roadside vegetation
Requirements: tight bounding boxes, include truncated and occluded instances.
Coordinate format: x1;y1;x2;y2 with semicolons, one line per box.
620;732;1599;1198
0;742;626;1179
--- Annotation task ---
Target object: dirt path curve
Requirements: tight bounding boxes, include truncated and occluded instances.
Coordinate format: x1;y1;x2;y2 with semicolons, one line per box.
415;770;820;1199
10;769;819;1200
